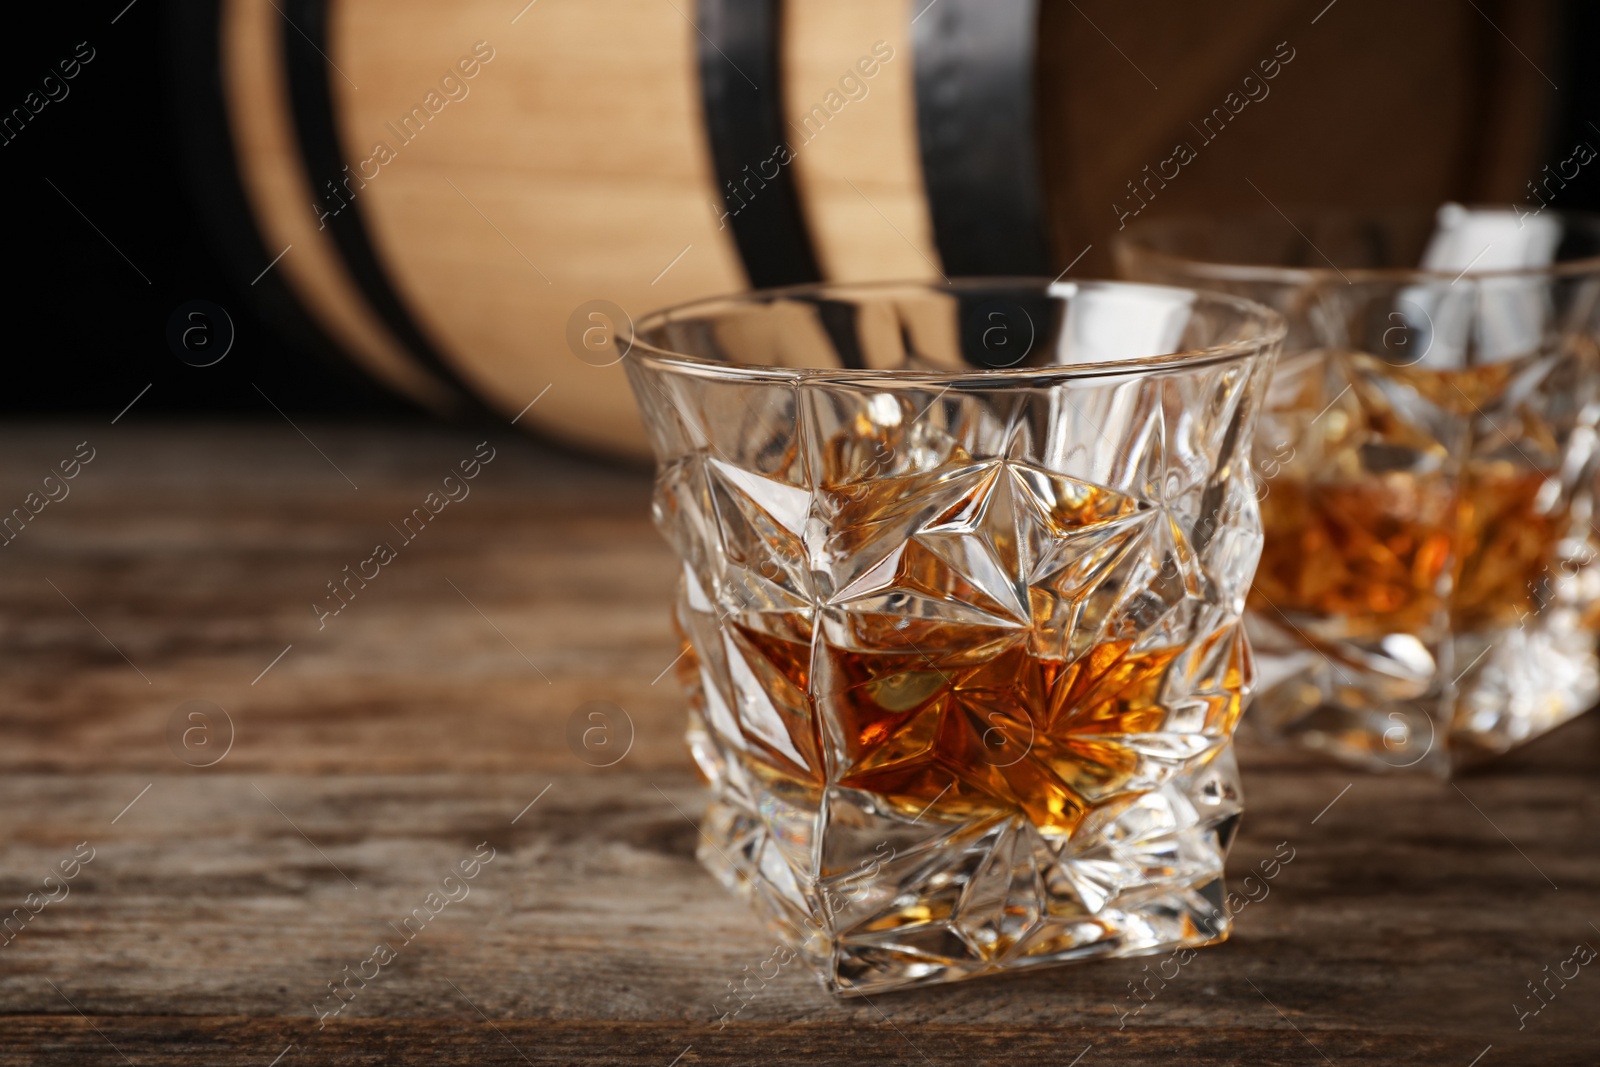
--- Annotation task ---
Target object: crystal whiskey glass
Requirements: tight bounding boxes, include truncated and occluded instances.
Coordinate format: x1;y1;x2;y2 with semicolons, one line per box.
624;280;1282;993
1118;206;1600;774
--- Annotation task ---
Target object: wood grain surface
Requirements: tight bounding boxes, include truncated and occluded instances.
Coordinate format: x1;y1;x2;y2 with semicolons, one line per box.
222;0;1559;460
1;421;1597;1065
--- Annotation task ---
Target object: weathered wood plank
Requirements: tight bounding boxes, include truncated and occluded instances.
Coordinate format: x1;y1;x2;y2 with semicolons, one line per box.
0;422;685;774
8;1017;1598;1067
1;423;1597;1063
0;755;1596;1051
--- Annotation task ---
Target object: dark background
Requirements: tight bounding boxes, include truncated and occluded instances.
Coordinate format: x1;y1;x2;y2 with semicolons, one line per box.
4;1;1600;416
1;0;402;415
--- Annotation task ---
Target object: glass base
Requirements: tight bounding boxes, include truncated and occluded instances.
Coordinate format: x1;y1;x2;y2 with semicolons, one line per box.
693;739;1241;996
1248;615;1598;775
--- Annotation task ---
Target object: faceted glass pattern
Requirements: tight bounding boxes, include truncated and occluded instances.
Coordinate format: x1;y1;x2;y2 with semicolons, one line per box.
1119;207;1600;774
624;281;1282;993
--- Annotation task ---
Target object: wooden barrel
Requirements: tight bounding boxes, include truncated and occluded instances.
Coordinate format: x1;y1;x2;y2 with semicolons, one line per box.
183;0;1563;459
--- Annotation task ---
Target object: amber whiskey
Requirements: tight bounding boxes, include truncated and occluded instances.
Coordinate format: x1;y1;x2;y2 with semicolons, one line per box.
1252;350;1569;635
675;470;1247;839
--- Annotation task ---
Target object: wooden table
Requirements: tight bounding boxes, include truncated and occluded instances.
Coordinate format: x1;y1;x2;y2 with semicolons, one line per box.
2;421;1597;1065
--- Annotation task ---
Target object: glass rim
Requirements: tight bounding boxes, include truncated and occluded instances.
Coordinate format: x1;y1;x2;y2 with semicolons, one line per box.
624;277;1285;385
1116;206;1600;286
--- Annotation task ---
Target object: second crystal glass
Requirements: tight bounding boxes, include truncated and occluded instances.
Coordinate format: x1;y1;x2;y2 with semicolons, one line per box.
624;280;1282;994
1118;206;1600;775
